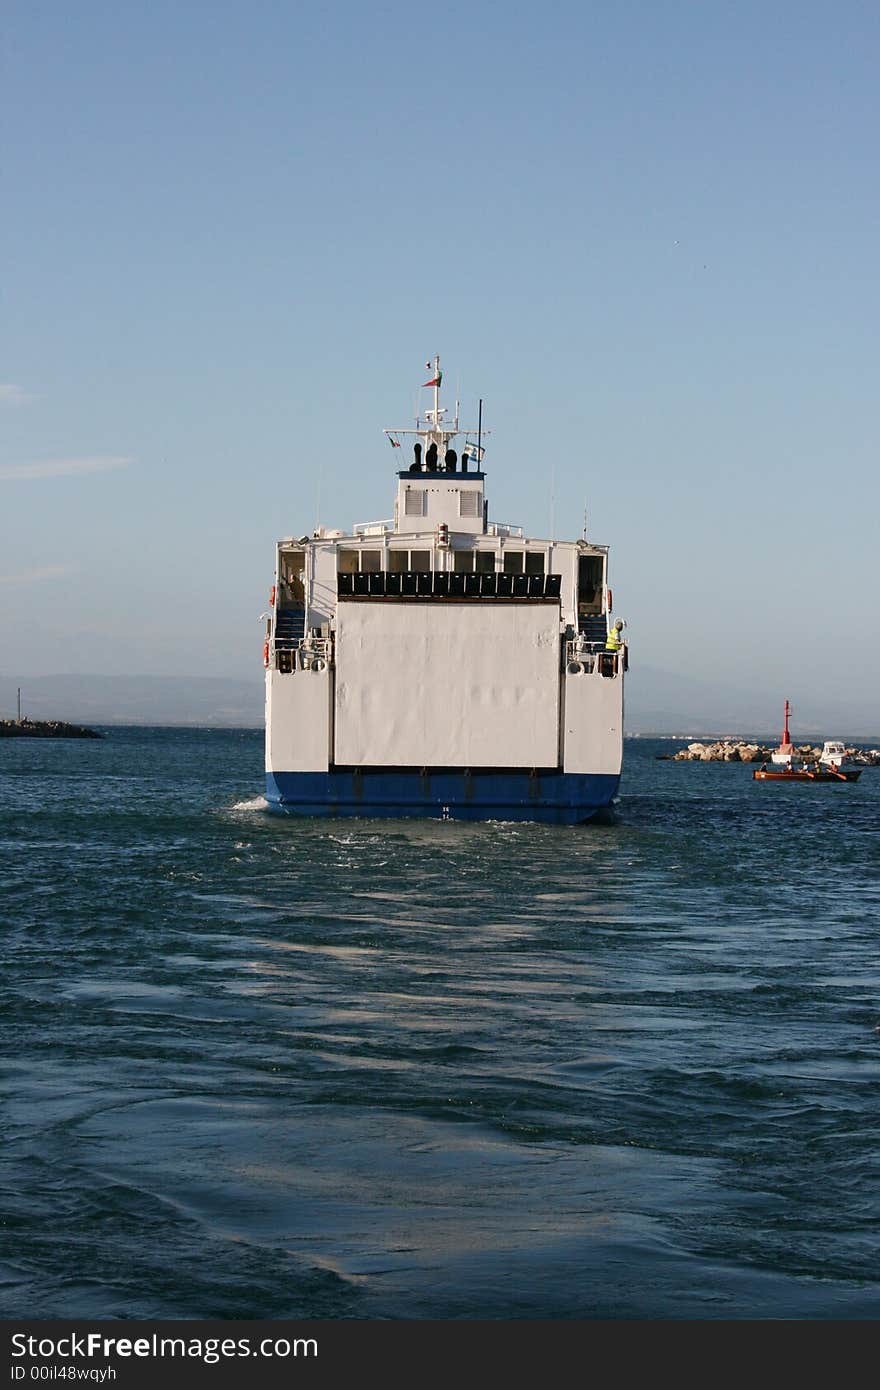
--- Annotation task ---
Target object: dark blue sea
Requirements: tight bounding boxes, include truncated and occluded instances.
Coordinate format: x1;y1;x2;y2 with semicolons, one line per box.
2;728;879;1320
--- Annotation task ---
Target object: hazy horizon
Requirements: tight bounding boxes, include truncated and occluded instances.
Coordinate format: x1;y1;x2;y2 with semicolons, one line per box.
2;669;877;741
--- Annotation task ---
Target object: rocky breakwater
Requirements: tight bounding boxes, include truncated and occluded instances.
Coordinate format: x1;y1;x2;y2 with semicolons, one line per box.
669;740;880;765
673;740;773;762
0;718;103;739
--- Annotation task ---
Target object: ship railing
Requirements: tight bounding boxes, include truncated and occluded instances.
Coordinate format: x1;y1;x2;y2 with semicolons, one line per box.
486;522;524;538
565;639;626;678
272;635;333;675
273;634;332;654
353;520;394;536
566;636;603;659
565;639;597;674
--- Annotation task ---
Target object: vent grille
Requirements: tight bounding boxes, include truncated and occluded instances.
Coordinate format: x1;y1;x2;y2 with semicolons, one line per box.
459;491;481;518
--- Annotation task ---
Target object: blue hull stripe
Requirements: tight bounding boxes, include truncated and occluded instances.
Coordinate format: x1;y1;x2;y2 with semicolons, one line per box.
266;770;620;824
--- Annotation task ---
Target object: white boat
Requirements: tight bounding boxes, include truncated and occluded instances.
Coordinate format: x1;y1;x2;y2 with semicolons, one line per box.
819;741;847;769
263;358;625;822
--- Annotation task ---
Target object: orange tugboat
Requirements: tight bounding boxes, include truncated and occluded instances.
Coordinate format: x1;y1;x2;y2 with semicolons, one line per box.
753;701;861;782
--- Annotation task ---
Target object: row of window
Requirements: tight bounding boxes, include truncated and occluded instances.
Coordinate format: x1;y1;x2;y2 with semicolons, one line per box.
404;489;482;518
337;549;547;576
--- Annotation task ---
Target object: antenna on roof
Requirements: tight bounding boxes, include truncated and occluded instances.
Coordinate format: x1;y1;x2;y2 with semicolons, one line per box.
315;460;324;532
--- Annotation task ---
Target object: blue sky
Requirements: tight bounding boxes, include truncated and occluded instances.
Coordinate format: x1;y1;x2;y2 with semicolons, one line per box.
2;1;878;725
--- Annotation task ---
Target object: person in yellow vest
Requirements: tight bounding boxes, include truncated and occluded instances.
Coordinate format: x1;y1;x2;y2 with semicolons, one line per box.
605;618;624;651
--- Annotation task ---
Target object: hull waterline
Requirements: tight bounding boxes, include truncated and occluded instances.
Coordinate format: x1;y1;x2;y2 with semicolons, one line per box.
266;769;620;823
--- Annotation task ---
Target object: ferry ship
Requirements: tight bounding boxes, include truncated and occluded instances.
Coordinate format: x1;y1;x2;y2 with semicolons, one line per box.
264;358;626;822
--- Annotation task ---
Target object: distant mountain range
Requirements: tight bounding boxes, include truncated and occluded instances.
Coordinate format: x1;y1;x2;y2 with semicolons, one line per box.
626;665;878;740
0;674;263;728
1;669;876;739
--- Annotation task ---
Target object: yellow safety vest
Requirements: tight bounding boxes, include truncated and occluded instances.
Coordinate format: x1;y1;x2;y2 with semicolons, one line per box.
605;627;622;651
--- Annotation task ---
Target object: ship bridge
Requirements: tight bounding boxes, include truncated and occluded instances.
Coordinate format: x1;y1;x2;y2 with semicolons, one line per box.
385;353;488;537
394;464;486;536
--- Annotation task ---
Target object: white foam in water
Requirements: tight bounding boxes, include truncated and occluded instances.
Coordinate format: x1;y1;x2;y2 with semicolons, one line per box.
230;795;269;812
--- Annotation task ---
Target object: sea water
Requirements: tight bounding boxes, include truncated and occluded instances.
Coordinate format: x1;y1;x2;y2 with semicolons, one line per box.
1;728;879;1319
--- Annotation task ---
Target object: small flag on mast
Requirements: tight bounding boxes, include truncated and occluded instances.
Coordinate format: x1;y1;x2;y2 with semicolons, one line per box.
423;360;442;388
387;433;401;448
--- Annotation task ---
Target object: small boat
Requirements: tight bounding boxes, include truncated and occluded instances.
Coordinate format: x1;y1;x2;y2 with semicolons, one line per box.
753;765;861;783
753;702;861;782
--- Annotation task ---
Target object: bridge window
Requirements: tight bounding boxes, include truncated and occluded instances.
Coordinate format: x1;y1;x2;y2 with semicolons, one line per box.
503;550;524;574
525;552;546;575
337;549;381;573
456;550;497;572
389;549;431;573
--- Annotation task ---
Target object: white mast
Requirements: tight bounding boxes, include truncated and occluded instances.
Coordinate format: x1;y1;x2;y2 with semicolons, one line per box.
431;354;440;439
383;356;487;458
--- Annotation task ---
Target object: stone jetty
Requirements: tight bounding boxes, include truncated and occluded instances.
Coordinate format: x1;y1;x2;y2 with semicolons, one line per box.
666;740;879;765
0;718;103;739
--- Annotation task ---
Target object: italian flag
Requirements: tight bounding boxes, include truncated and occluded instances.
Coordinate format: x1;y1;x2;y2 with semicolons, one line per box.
422;370;442;387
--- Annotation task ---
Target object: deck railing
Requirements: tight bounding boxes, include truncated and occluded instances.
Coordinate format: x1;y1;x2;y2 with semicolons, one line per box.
272;635;333;674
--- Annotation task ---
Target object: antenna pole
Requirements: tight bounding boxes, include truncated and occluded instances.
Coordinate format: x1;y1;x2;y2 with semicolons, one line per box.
315;461;324;533
477;398;482;466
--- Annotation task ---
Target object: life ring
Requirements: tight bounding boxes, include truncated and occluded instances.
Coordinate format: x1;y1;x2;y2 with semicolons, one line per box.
269;585;276;607
607;588;612;611
263;641;269;667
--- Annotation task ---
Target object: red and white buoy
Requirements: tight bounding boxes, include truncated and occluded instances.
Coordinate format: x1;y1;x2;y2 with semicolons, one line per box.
780;699;792;751
771;699;795;766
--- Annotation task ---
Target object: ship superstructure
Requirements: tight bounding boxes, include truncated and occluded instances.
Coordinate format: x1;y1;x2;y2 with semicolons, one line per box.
264;358;625;822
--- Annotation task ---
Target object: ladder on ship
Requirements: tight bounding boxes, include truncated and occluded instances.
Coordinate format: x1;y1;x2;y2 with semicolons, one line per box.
579;614;609;648
274;607;305;650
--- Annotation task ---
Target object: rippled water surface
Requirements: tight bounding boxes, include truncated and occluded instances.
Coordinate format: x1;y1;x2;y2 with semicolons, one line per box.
2;728;879;1319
